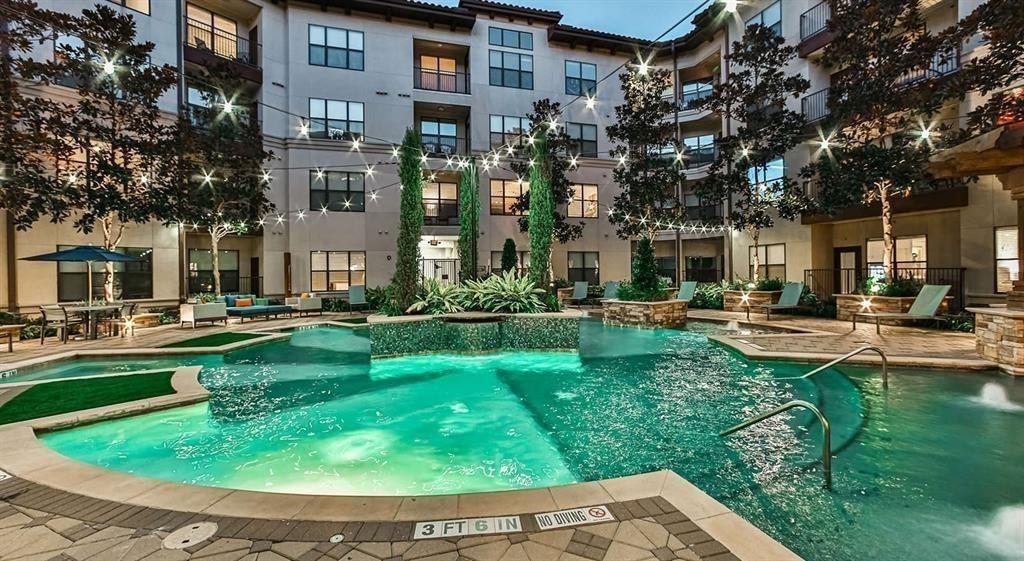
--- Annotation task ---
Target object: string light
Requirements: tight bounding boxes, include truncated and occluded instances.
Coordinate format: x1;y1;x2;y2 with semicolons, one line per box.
617;154;628;167
369;191;379;202
569;154;579;169
391;146;400;159
723;0;739;13
261;169;272;183
636;54;651;76
585;94;596;110
101;58;115;75
547;118;559;132
420;153;428;164
365;164;375;178
315;167;325;180
350;137;361;151
298;119;309;138
201;169;214;185
222;99;233;114
296;209;306;221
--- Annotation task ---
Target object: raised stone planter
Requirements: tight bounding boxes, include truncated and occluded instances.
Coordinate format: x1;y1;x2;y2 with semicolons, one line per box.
968;307;1024;376
723;290;780;313
368;311;582;357
557;287;575;304
602;299;687;328
835;294;952;321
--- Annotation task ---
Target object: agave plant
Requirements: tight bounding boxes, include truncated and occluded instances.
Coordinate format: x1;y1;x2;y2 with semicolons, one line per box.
406;278;466;315
465;270;545;314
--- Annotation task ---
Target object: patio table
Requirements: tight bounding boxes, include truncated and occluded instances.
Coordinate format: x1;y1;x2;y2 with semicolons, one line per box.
0;324;22;352
63;304;121;340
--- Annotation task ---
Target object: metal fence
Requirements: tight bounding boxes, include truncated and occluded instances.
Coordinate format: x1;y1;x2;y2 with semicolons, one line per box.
800;1;831;41
414;67;471;94
420;259;460;284
802;88;830;123
185;18;258;67
188;274;263;297
803;267;966;312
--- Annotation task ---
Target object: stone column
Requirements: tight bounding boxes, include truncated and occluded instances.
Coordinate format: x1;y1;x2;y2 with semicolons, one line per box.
1001;168;1024;309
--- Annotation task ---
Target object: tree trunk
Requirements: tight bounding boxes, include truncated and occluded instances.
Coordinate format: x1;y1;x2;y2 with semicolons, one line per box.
750;227;761;283
100;216;123;303
211;233;221;296
879;181;895;280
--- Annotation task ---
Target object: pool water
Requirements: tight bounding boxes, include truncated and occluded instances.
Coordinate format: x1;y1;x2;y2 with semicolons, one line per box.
31;321;1024;561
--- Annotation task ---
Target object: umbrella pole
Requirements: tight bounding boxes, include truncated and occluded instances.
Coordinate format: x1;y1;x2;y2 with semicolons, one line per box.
87;260;93;305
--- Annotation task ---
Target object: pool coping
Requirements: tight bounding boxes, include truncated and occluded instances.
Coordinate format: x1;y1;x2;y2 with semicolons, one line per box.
0;364;801;561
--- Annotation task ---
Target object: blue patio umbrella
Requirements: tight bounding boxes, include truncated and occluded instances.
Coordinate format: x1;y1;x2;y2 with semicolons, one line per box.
21;245;138;303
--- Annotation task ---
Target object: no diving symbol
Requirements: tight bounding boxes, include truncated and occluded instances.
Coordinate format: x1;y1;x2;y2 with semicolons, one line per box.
588;507;607;518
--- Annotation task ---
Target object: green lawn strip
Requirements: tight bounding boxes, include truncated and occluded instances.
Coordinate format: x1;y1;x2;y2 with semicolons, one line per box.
0;371;176;425
339;317;368;324
161;332;267;348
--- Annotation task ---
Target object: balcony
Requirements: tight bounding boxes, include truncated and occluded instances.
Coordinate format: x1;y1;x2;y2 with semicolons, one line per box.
184;17;261;82
421;135;468;157
799;1;833;58
423;201;459;226
185;102;259;135
802;88;831;123
684;204;723;223
898;48;961;87
802;176;968;225
414;67;470;94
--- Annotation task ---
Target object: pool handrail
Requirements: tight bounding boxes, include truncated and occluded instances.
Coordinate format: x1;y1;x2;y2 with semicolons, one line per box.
775;345;889;388
720;399;833;489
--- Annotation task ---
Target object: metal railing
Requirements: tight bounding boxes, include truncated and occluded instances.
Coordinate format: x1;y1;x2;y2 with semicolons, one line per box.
421;135;467;156
185;18;259;68
679;87;713;111
776;346;890;388
684;268;723;283
802;88;831;122
800;1;831;41
423;201;459;226
803;267;966;312
188;274;262;297
899;48;961;86
186;103;259;132
684;204;723;222
721;400;833;488
420;259;460;284
414;67;470;94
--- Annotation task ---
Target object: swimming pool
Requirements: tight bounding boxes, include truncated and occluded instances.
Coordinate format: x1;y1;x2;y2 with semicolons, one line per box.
28;321;1024;561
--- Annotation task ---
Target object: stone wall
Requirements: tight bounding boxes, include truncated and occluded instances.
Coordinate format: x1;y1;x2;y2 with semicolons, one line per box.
722;291;780;313
368;313;580;357
602;299;687;328
835;294;952;321
972;308;1024;375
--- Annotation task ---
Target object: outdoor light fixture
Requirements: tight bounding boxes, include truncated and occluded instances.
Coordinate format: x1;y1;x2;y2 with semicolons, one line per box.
860;298;873;309
740;292;750;302
723;0;739;13
636;55;650;76
138;173;149;184
102;58;116;75
919;127;932;140
201;170;214;185
740;146;750;158
420;153;428;164
585;95;596;110
275;214;285;225
222;100;233;113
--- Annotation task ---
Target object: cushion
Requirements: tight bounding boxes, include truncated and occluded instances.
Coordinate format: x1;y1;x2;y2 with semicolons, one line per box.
301;293;310;298
255;298;270;306
224;295;237;307
235;298;253;307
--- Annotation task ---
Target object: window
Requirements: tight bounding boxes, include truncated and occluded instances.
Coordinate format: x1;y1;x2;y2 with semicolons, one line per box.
996;226;1019;293
418;55;459;92
488;27;532;50
680;78;714;108
489;50;533;89
490;250;530;274
866;236;927;279
58;246;153;302
421;118;459;155
746;0;782;36
684;193;721;221
310;171;365;212
308;98;363;140
567;184;598;218
309;25;364;70
490;179;529;216
311;251;366;291
686;256;721;283
423;181;458;225
683;135;716;166
188;249;239;294
749;244;785;280
186;4;239;60
490;115;531;149
565;60;597;95
107;0;149;15
568;252;599;284
53;33;86;88
747;157;785;191
565;123;597;157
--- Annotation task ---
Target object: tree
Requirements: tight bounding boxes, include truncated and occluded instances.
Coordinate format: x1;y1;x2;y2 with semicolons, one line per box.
630;237;660;299
695;24;810;281
173;62;273;296
509;99;584;244
803;0;964;279
527;131;554;291
500;238;518;273
394;128;424;310
7;5;178;301
457;161;479;280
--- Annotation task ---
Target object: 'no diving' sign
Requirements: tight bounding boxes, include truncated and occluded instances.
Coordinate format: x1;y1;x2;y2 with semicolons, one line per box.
535;505;615;530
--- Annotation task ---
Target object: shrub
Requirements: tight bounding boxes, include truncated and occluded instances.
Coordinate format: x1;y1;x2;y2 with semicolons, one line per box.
723;277;784;291
406;279;466;315
500;238;518;272
617;277;669;302
630;237;661;300
861;276;922;297
689;282;724;309
463;271;545;314
544;293;562;312
551;278;572;290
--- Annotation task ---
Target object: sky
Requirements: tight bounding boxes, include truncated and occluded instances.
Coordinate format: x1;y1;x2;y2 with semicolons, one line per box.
432;0;711;40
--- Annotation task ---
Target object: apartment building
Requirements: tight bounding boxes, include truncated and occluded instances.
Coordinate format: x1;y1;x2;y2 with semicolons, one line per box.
0;0;1016;313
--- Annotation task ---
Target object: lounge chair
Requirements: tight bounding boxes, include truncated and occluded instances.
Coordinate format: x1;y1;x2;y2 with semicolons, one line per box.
348;285;368;312
598;281;620;302
569;281;589;307
853;284;951;334
676;281;698;302
747;282;804;321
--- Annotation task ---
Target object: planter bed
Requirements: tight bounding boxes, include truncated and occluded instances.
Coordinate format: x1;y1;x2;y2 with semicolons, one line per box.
835;293;952;321
602;299;688;328
723;290;781;313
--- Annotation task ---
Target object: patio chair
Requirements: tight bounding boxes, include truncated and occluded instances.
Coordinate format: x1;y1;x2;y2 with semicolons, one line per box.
38;305;83;345
747;282;804;321
598;281;620;302
348;285;368;312
569;281;589;307
853;284;951;334
676;281;698;302
101;302;136;337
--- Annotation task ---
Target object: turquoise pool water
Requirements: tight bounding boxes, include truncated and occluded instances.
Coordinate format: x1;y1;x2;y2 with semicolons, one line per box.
31;322;1024;561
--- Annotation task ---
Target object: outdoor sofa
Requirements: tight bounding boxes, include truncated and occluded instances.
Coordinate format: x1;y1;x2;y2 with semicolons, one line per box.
217;294;294;323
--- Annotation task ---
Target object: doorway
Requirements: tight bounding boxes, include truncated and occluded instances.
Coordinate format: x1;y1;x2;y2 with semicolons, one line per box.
833;246;862;294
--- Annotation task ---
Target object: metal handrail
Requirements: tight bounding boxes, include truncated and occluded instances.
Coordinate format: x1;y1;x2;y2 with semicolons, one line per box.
777;345;889;388
721;400;832;488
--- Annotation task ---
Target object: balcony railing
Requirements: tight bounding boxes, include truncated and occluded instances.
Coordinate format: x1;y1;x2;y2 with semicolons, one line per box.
414;66;470;94
423;201;459;226
684;145;717;167
186;103;258;134
421;135;467;156
898;48;961;87
802;88;831;123
679;88;713;111
804;267;966;312
684;204;723;222
185;18;259;68
800;1;831;41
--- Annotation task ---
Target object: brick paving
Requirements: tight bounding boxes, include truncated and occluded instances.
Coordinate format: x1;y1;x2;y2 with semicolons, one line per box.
0;476;738;561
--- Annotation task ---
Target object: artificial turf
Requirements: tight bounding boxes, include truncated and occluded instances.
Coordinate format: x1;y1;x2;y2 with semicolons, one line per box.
0;371;175;425
161;332;267;348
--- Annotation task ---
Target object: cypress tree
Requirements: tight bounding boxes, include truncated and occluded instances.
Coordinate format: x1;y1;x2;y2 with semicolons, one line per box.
394;128;424;310
527;131;554;291
457;161;479;280
500;238;518;273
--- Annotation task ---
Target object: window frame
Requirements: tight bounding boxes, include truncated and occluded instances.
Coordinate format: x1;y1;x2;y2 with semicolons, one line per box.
866;235;928;279
423;180;459;225
106;0;150;15
309;170;365;213
746;0;782;36
680;77;714;108
488;49;534;90
489;114;531;149
310;250;366;292
307;98;364;140
748;243;786;280
58;245;153;302
565;122;598;157
490;179;529;216
995;226;1019;294
567;251;600;284
682;134;716;166
308;24;365;71
565;60;597;96
488;26;533;50
420;117;460;155
187;248;239;295
567;184;599;219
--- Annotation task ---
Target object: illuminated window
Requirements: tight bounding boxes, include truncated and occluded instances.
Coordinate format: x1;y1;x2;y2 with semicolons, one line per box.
567;184;598;218
490;179;529;216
